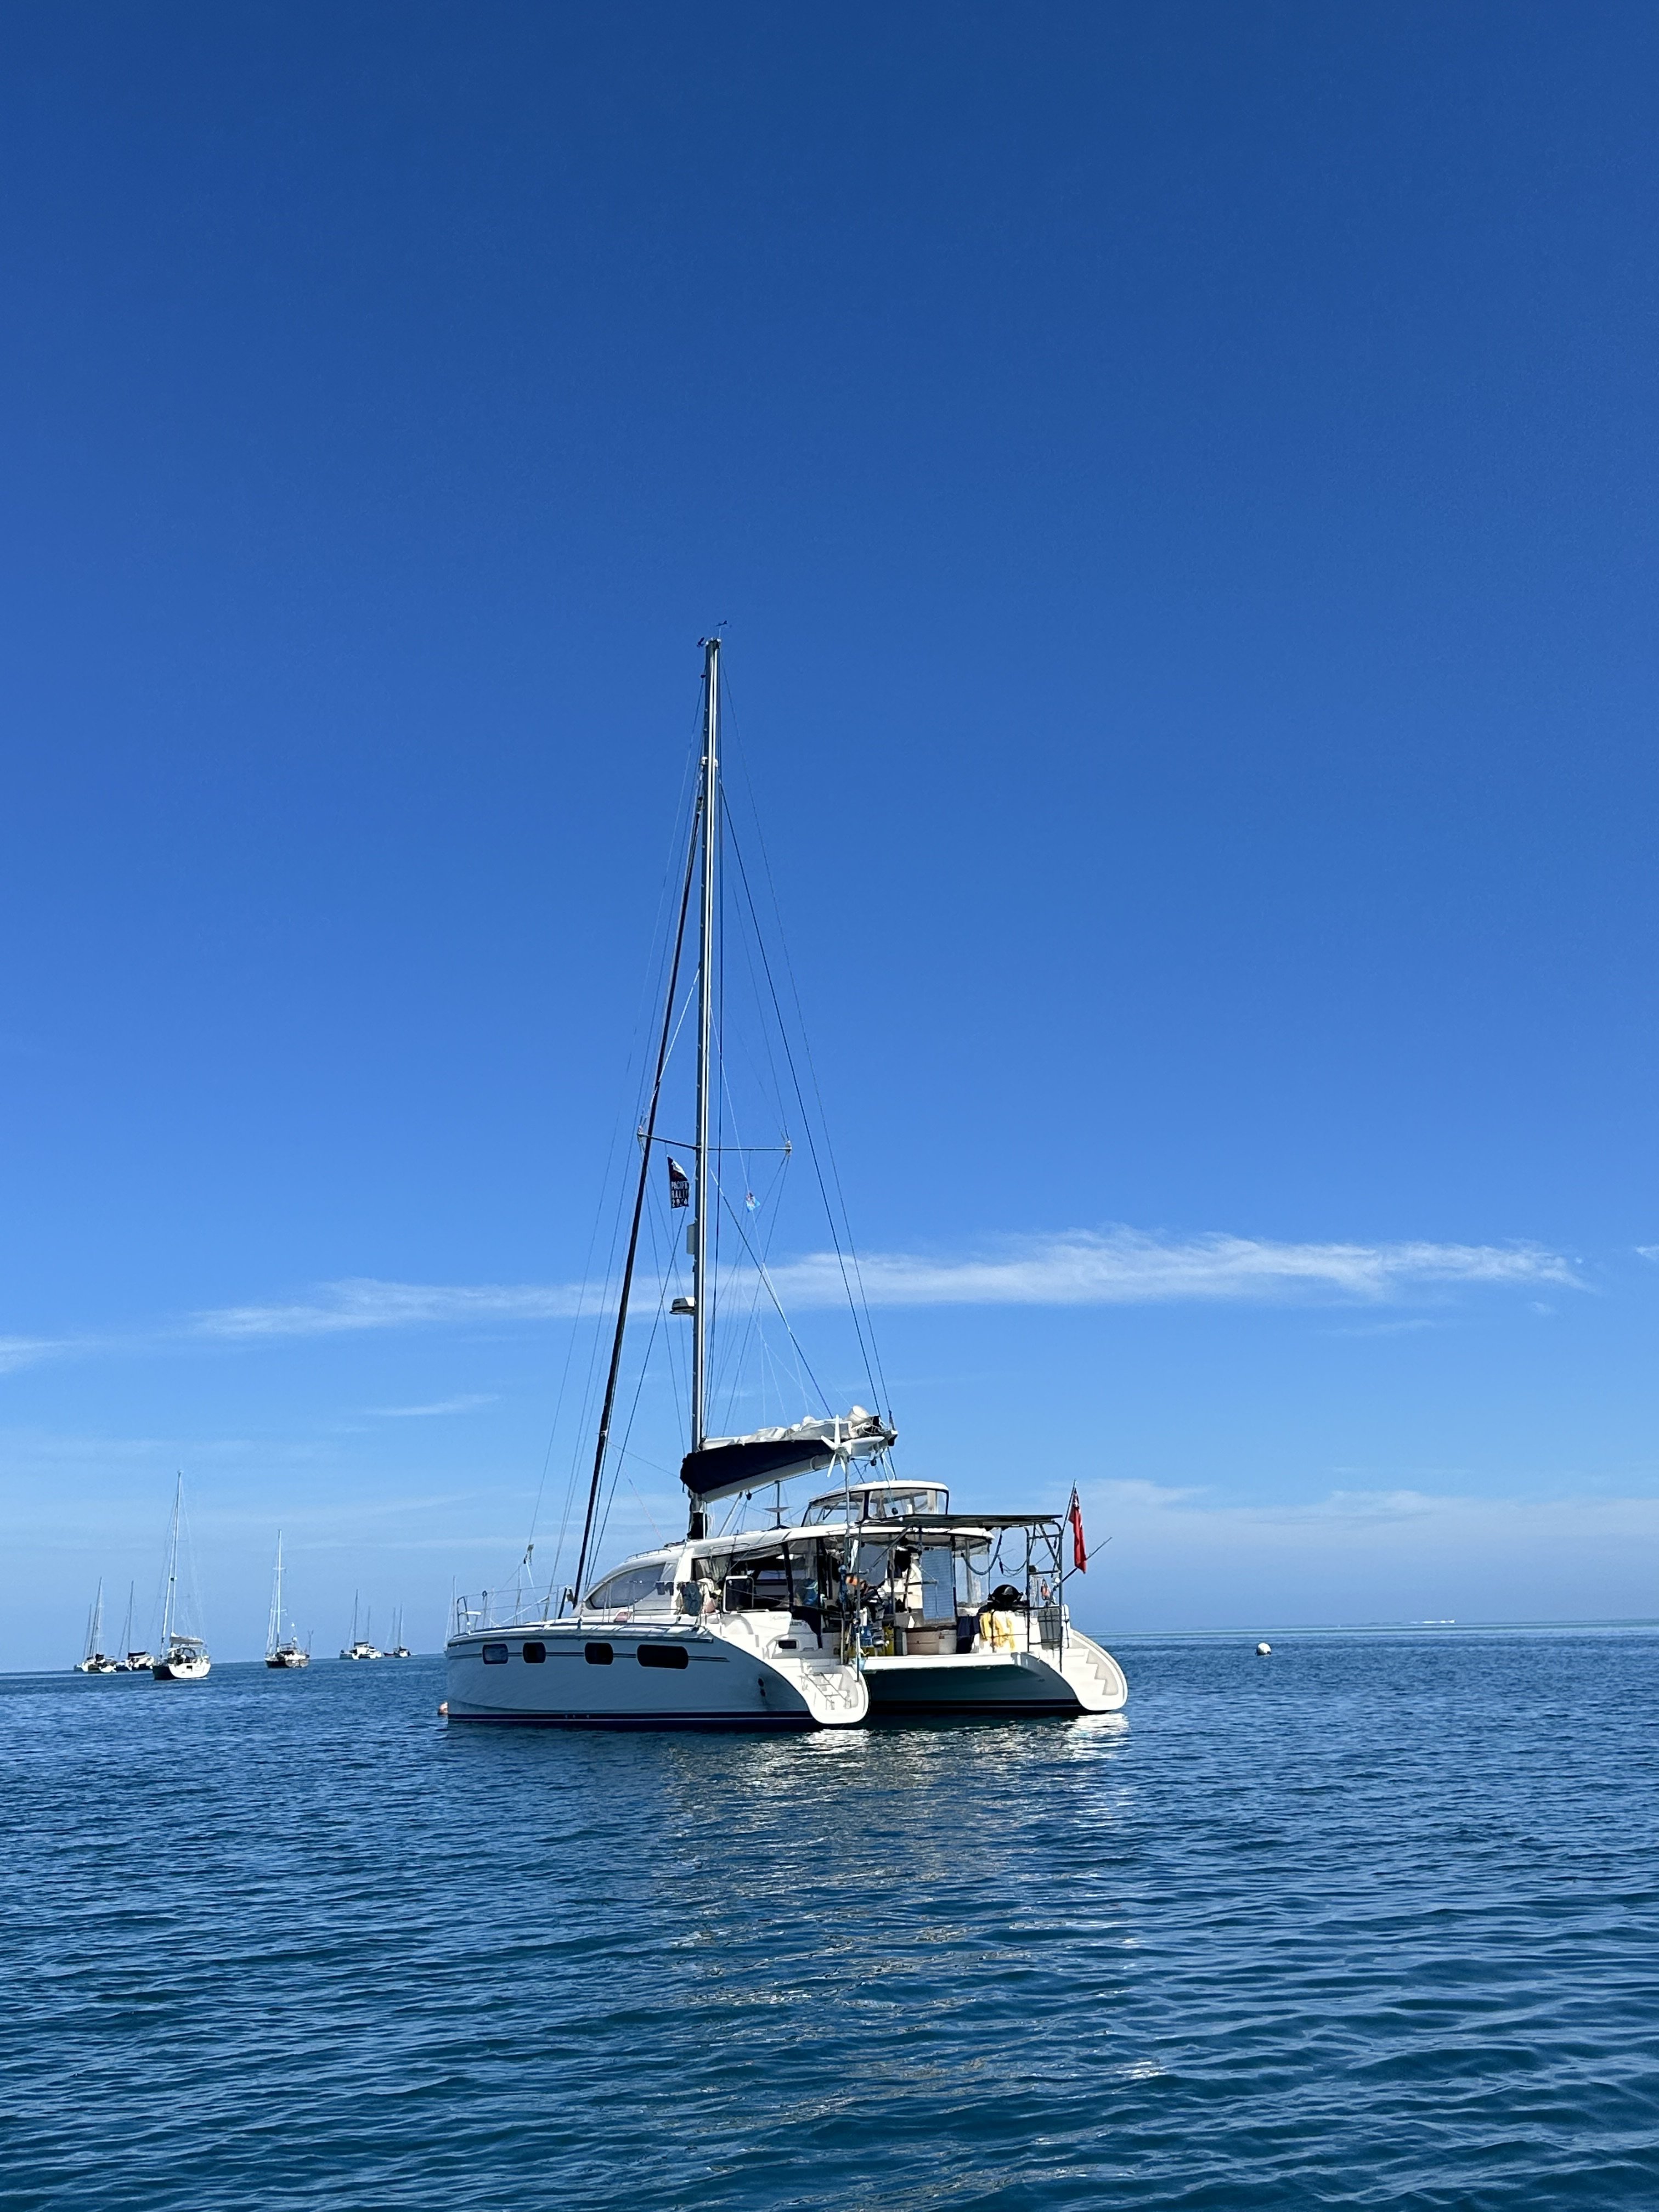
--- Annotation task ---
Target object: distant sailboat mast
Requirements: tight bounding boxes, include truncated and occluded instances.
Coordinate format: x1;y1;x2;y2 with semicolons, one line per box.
160;1475;182;1651
150;1474;210;1680
267;1533;285;1660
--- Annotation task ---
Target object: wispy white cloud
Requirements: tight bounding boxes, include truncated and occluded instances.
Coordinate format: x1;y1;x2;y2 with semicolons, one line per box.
187;1234;1575;1345
368;1394;499;1419
0;1230;1581;1379
772;1229;1579;1310
191;1278;585;1340
1077;1475;1659;1543
1051;1476;1659;1632
1324;1316;1440;1338
0;1336;66;1374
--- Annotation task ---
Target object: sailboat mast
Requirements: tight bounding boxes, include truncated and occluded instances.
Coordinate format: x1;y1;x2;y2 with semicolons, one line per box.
161;1476;181;1647
268;1534;283;1656
691;635;720;1454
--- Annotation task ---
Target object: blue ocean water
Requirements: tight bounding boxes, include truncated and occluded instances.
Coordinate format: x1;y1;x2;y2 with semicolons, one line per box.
4;1633;1656;2209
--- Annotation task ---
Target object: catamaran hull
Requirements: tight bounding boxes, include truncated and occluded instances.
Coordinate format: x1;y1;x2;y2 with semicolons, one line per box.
861;1633;1127;1717
445;1625;868;1729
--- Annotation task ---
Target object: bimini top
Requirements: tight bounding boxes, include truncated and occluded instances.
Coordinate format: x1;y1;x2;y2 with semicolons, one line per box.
680;1407;896;1505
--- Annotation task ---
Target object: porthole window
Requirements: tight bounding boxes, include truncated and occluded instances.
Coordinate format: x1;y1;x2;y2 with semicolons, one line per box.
584;1641;614;1666
637;1643;689;1670
522;1641;546;1663
481;1642;509;1665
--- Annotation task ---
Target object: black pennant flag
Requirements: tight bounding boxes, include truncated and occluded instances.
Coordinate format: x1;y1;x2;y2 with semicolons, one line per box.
667;1156;690;1209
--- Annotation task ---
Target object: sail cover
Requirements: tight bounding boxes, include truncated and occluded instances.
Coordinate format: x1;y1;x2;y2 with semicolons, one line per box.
680;1408;896;1504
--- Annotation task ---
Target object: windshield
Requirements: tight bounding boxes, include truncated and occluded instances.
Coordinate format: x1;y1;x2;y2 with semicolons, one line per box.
585;1562;675;1612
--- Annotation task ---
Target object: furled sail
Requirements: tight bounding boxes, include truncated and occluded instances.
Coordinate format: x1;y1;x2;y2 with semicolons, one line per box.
680;1407;896;1504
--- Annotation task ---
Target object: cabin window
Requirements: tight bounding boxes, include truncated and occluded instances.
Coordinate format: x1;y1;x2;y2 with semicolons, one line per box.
637;1643;690;1670
522;1641;546;1663
585;1564;675;1611
481;1643;509;1665
721;1553;802;1612
584;1641;614;1666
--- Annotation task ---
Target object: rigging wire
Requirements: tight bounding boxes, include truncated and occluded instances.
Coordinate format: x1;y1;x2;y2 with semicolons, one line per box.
550;655;896;1588
712;797;726;1444
708;1144;794;1431
524;731;703;1607
720;675;889;1417
588;1254;676;1579
568;782;702;1614
724;814;887;1417
707;1164;835;1414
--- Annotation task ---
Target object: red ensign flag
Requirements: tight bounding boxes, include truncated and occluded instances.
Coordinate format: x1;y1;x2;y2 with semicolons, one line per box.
1067;1487;1087;1572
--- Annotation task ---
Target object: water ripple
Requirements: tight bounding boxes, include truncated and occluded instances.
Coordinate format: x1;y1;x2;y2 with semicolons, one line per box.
3;1634;1657;2208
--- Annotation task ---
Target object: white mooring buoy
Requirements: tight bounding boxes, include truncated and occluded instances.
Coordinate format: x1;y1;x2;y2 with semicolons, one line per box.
1255;1642;1272;1656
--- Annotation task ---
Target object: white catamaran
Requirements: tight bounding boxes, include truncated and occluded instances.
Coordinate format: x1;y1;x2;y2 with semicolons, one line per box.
340;1594;381;1661
265;1533;309;1669
152;1474;211;1681
445;640;1126;1729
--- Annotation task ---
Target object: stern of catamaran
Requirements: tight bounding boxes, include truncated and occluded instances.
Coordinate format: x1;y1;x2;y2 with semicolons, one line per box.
793;1481;1129;1716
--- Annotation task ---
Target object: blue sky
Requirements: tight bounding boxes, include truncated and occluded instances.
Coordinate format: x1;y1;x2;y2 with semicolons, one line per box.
4;3;1658;1666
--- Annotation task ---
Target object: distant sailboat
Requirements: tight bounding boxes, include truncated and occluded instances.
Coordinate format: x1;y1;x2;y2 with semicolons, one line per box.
264;1533;309;1669
151;1475;211;1681
339;1593;381;1662
386;1608;411;1660
74;1579;117;1673
116;1581;154;1672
